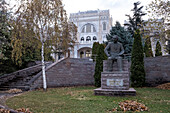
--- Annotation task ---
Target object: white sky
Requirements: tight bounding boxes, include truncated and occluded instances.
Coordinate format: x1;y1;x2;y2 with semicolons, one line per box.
62;0;152;25
7;0;152;25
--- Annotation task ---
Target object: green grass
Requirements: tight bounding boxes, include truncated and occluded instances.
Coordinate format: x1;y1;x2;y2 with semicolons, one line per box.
6;86;170;113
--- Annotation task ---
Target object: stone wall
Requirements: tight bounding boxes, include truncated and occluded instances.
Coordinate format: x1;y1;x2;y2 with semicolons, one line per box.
37;58;95;88
144;55;170;86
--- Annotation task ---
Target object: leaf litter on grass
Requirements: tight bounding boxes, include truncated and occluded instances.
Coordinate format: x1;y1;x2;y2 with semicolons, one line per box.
110;100;148;112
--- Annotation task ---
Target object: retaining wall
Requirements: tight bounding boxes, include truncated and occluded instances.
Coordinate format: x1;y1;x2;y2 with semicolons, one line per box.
144;55;170;86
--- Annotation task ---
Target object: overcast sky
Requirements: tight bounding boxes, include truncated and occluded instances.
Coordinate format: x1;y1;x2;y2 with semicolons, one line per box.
62;0;152;25
7;0;152;25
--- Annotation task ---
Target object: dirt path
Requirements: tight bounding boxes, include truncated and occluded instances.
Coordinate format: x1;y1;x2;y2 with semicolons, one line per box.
0;92;16;108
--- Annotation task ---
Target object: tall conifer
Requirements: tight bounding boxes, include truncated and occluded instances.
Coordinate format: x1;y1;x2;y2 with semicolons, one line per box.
130;29;145;87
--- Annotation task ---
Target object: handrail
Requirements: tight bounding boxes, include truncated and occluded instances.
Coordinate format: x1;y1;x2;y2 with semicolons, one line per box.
0;62;51;86
0;64;42;79
26;57;67;89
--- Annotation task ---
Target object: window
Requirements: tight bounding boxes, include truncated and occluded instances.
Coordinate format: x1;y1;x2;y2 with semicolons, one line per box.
81;23;96;33
86;36;91;41
86;24;91;33
93;36;97;40
80;51;84;58
103;22;106;30
93;26;96;32
82;27;85;33
81;37;84;41
85;50;91;58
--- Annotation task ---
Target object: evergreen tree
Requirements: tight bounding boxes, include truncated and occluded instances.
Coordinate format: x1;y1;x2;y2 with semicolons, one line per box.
130;29;145;87
106;21;133;55
144;38;153;57
155;41;162;56
91;42;100;61
94;44;107;87
125;1;146;36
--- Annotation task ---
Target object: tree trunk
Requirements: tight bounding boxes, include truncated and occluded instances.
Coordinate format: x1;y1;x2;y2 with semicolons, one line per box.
41;41;47;91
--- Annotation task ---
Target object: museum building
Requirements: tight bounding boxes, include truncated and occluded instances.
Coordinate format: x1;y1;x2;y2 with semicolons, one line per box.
69;9;112;58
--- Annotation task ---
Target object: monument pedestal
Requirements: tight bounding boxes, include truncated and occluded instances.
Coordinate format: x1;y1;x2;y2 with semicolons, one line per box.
94;60;136;96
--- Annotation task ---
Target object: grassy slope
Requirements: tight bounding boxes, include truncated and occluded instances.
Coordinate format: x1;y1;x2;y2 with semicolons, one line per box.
6;86;170;113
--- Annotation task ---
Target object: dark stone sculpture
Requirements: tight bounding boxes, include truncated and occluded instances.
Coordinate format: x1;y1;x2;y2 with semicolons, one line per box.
104;35;124;71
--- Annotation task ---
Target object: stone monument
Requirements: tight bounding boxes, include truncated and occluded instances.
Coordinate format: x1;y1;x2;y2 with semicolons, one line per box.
94;35;136;96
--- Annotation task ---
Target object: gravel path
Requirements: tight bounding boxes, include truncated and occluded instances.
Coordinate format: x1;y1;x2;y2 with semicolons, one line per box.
0;92;23;113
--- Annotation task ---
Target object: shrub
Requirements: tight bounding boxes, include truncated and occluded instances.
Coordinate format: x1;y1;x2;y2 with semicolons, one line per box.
91;42;100;61
155;41;162;56
144;38;153;57
130;29;145;87
94;44;107;87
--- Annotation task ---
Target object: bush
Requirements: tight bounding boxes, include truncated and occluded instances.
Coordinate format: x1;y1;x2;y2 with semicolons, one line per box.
94;44;107;87
155;41;162;56
144;38;153;57
91;42;100;61
130;29;145;87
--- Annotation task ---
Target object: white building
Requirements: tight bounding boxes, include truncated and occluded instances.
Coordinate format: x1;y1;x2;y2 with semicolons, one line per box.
124;19;168;57
144;19;168;56
69;9;112;58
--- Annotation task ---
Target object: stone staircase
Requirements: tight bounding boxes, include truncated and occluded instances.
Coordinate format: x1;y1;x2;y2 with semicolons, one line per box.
0;62;52;91
0;58;95;91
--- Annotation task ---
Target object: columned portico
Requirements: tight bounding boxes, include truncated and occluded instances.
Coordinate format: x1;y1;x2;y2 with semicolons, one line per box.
78;47;92;58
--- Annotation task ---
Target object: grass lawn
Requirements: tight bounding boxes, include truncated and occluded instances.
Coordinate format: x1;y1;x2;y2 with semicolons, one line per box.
6;86;170;113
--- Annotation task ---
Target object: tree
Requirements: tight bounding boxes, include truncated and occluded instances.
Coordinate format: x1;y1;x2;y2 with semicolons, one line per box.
106;21;133;55
0;0;10;59
144;38;153;57
146;0;169;54
130;29;145;87
0;0;18;75
94;44;107;87
125;1;146;36
155;41;162;56
147;0;169;25
12;0;76;90
91;42;100;61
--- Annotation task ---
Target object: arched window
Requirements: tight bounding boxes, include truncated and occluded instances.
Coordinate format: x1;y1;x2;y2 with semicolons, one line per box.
81;23;96;33
80;51;84;58
86;24;91;33
85;50;91;58
81;27;85;33
86;36;91;41
93;36;97;40
81;37;84;41
93;26;96;32
103;22;106;30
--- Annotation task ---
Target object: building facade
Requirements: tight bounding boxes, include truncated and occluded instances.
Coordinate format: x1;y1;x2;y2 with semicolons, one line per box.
69;9;112;58
124;19;168;57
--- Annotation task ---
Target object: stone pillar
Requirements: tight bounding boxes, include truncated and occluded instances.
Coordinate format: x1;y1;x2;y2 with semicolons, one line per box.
74;45;78;58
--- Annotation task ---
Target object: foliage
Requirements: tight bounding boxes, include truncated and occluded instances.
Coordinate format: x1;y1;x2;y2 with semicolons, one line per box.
144;38;153;57
12;0;77;90
147;0;169;23
94;44;107;87
91;42;100;61
0;0;11;59
11;0;77;66
130;29;145;87
0;0;19;75
125;1;146;36
155;41;162;56
6;86;170;113
106;21;133;55
146;0;169;51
